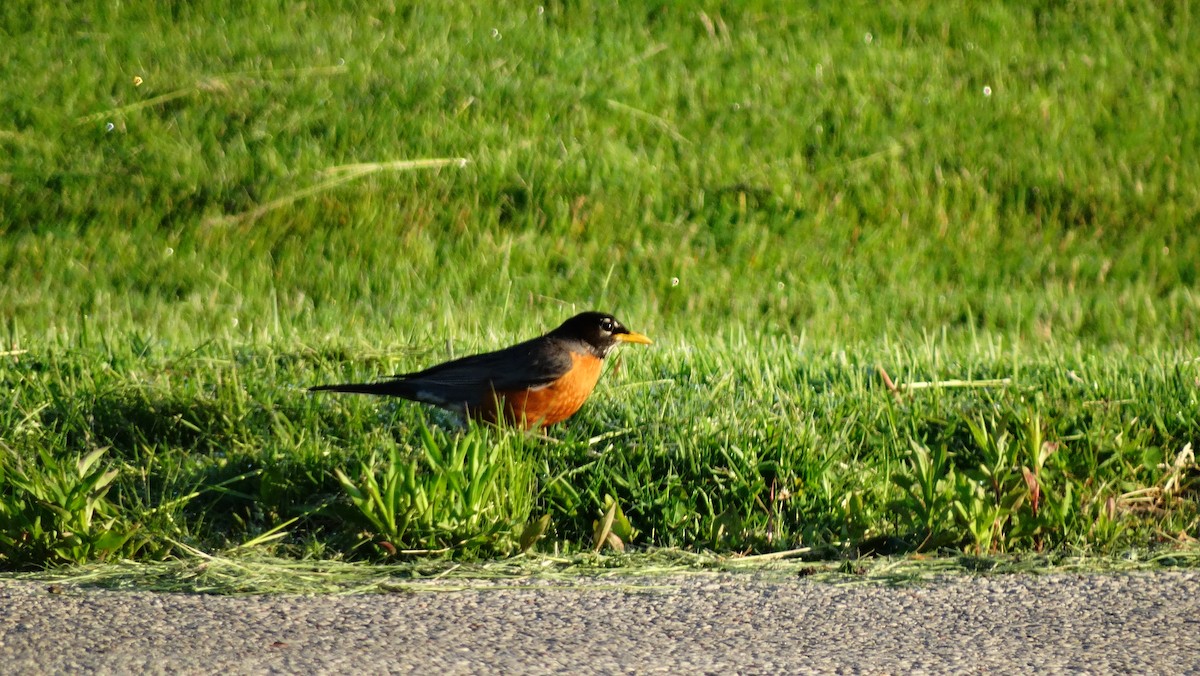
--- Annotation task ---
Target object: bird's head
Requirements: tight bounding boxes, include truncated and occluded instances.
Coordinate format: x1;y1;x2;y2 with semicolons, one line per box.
551;311;652;357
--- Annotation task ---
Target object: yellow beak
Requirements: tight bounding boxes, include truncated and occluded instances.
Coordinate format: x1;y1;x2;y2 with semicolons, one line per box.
615;331;653;345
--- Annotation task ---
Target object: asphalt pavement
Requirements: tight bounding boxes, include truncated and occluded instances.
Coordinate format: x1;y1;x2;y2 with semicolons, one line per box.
1;570;1197;674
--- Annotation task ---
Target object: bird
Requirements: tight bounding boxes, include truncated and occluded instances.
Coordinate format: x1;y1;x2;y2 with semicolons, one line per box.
310;311;652;429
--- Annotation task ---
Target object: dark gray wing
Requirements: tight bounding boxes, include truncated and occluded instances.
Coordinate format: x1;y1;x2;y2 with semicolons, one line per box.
387;337;574;407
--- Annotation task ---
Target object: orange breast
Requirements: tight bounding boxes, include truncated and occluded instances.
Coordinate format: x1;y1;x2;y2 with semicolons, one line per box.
486;352;603;428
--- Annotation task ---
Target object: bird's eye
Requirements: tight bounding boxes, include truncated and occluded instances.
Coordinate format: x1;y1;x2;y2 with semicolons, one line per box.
600;318;614;332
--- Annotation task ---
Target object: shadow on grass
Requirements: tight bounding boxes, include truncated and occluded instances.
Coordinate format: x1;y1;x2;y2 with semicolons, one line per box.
27;383;359;548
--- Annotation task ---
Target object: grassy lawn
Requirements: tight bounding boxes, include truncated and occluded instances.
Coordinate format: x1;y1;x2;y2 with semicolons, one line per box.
1;1;1198;573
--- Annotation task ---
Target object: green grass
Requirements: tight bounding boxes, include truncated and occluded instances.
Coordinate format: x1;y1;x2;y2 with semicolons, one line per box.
1;1;1198;575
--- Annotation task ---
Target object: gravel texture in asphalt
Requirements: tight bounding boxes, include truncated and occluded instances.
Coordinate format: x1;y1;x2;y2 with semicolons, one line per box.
1;571;1197;674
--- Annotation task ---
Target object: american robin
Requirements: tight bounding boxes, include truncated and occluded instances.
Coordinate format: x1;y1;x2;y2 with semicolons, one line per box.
310;311;652;428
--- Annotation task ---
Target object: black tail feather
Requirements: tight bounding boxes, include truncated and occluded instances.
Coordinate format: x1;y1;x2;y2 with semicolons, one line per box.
309;381;411;397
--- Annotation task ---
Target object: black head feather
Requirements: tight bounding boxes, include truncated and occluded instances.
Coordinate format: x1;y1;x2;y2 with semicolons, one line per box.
548;312;652;356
